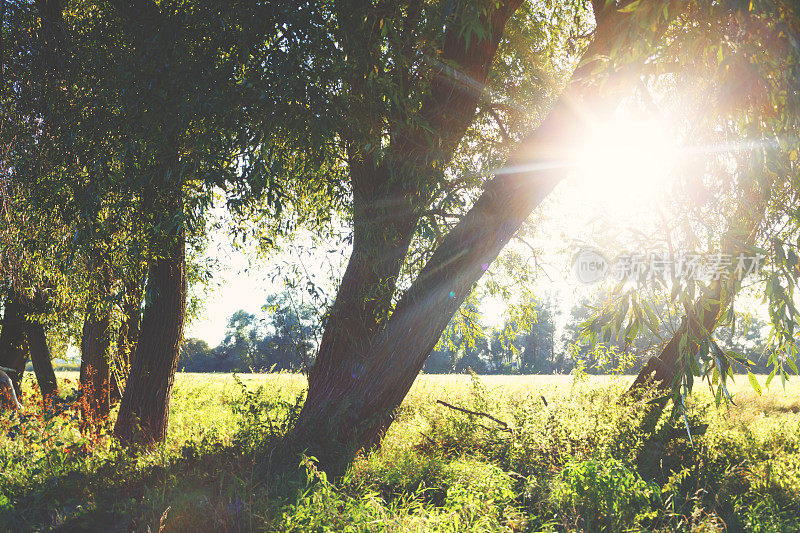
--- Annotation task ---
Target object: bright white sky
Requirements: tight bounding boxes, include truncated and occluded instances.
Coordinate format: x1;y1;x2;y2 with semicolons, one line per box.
185;219;282;346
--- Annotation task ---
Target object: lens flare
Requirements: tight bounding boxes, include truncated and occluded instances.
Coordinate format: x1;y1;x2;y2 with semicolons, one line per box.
576;114;679;213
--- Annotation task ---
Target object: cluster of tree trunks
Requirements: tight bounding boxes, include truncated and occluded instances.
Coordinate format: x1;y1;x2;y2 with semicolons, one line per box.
0;263;173;438
0;289;58;403
0;0;188;445
6;0;780;488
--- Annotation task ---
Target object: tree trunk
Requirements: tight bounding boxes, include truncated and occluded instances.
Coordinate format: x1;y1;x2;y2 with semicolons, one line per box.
28;322;58;401
0;369;22;411
114;226;186;446
622;171;773;464
111;279;143;402
0;287;58;401
308;166;419;393
0;292;29;397
80;305;111;429
629;289;723;396
289;89;614;476
628;284;727;436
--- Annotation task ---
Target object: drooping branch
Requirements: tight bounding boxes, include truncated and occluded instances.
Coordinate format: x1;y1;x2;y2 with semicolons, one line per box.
628;176;773;398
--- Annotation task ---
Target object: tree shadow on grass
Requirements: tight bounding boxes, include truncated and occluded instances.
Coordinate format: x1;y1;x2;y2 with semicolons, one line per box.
1;436;311;532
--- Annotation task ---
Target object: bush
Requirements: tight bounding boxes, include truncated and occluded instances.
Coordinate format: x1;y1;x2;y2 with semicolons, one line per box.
549;457;659;531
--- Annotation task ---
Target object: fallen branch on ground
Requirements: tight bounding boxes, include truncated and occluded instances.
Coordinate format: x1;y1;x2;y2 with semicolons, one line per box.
436;399;513;433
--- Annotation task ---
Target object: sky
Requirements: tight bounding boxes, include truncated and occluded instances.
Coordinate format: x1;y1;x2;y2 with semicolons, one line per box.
184;217;282;346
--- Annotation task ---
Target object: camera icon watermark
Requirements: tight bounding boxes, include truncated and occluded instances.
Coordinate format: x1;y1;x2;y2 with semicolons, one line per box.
573;247;610;284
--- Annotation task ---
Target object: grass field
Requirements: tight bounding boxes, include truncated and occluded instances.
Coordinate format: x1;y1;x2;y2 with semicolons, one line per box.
1;372;799;531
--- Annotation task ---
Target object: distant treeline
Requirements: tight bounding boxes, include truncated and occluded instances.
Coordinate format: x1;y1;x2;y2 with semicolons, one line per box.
180;293;773;375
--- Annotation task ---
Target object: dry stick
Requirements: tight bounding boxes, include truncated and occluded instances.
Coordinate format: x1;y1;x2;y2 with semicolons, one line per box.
420;432;436;445
436;399;513;432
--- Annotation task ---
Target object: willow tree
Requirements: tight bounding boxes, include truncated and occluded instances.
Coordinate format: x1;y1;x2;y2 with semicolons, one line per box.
275;0;800;476
270;0;690;476
3;0;335;439
580;0;800;425
1;0;151;417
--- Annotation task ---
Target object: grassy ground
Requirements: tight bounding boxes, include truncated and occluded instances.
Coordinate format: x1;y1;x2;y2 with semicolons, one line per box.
1;372;798;531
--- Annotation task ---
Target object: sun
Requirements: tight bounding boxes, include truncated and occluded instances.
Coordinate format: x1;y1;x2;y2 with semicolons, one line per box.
575;112;680;214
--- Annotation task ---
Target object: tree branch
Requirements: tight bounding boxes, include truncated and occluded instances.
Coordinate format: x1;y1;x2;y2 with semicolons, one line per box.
436;399;513;432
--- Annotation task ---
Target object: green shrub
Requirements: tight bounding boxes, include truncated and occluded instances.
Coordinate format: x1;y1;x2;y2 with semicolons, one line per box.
442;458;522;529
549;457;659;531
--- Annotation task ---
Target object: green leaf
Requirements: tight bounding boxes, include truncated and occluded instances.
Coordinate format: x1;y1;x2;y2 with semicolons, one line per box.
646;393;674;405
765;367;777;389
725;350;748;362
689;350;701;377
618;0;642;13
682;406;694;446
748;371;762;395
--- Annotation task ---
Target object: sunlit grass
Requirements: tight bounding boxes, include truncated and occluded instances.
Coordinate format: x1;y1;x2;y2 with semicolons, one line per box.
1;372;798;531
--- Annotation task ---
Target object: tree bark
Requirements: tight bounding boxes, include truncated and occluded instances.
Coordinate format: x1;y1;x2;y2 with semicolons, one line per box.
0;291;30;397
0;369;22;411
111;279;143;402
114;225;186;446
286;1;671;477
28;321;58;401
80;304;111;429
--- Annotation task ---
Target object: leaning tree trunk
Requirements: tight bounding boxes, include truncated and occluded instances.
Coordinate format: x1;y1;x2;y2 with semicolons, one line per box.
114;225;186;446
286;1;674;478
628;288;724;397
623;175;773;444
28;322;58;401
0;291;30;397
308;169;418;392
80;304;112;430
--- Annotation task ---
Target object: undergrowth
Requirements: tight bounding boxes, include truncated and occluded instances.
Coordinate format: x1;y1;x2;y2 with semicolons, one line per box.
0;372;798;531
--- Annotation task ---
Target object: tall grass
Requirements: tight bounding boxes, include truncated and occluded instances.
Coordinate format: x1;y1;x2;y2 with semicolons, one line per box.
0;372;798;531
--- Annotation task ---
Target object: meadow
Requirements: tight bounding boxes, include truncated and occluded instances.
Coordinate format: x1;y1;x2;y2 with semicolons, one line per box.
1;372;799;532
